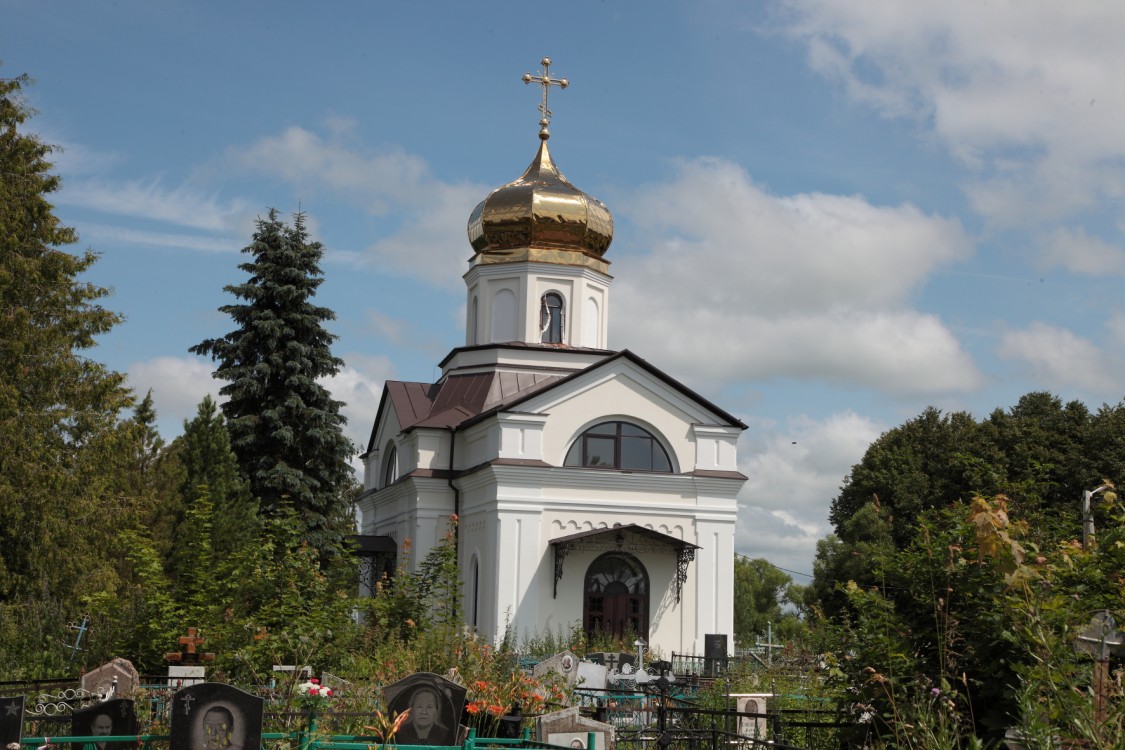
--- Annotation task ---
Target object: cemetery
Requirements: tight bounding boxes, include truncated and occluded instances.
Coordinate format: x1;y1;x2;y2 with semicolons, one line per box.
0;620;850;750
0;628;848;750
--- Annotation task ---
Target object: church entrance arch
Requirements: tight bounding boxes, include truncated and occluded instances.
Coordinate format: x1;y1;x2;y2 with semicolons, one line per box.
583;552;649;641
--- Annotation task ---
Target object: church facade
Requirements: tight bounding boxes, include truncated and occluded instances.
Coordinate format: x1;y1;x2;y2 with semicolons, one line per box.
357;68;746;654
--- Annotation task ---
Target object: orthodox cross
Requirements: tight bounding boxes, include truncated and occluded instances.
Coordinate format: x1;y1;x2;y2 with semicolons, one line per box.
165;626;215;665
522;57;568;138
65;615;89;663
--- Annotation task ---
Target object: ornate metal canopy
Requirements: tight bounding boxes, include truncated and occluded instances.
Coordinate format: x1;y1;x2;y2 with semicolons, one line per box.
549;524;699;602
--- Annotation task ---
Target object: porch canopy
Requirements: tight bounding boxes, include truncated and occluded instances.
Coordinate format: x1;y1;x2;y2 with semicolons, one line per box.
549;524;700;602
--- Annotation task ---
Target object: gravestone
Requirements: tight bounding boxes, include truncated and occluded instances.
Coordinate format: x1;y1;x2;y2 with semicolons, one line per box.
383;672;466;747
575;662;607;691
82;659;141;698
732;694;771;740
585;653;634;674
0;696;24;747
703;633;727;677
71;698;137;750
532;651;580;688
169;683;263;750
537;707;612;750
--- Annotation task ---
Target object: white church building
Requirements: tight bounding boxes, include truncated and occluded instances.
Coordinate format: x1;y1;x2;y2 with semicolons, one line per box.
356;63;746;654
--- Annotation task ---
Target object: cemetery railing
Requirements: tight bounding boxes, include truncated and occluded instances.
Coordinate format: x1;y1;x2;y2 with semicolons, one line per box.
17;728;590;750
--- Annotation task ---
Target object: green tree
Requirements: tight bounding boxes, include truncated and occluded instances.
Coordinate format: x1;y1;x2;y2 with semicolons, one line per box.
165;395;258;581
0;73;132;605
191;209;354;548
733;556;802;647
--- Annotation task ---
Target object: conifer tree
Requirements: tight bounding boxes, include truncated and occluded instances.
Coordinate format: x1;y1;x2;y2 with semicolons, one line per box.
0;73;132;602
191;209;354;548
166;396;258;580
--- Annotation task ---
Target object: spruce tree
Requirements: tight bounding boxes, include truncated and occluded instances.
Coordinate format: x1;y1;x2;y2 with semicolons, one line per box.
191;209;353;548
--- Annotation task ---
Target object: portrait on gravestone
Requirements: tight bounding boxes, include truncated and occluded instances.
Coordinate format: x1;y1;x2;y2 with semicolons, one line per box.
548;732;605;750
169;683;263;750
0;696;24;747
384;673;465;746
72;699;136;750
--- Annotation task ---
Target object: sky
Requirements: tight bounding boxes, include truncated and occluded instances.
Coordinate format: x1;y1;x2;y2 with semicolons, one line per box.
5;1;1125;583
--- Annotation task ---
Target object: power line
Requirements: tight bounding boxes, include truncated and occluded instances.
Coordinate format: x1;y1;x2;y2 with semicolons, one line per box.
735;552;814;580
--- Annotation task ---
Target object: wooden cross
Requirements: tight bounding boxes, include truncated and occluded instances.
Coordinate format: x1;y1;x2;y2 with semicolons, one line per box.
165;626;215;664
522;57;568;138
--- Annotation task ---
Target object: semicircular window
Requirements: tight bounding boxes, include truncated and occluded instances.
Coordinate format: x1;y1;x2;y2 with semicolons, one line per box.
564;421;672;472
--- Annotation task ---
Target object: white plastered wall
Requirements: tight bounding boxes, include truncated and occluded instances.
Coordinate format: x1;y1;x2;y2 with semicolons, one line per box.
464;262;610;348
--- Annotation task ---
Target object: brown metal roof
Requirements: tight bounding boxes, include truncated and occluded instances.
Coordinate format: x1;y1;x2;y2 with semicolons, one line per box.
386;371;566;432
549;523;700;550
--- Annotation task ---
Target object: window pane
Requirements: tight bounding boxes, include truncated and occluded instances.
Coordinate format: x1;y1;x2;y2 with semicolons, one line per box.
587;422;617;435
619;436;652;470
619;423;647;437
585;437;615;466
652;446;671;472
564;441;583;466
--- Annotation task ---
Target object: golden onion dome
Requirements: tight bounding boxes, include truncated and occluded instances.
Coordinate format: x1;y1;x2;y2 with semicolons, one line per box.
467;135;614;271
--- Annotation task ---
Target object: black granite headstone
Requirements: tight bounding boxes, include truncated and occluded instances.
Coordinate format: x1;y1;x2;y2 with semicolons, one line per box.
72;699;137;750
0;696;24;747
169;684;263;750
383;672;466;746
704;634;728;677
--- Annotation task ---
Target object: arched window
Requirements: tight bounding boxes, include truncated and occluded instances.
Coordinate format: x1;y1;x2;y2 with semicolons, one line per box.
382;445;399;488
584;551;649;640
540;292;564;344
564;421;672;472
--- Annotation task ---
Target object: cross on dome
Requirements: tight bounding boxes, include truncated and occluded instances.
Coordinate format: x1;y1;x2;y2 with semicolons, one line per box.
522;56;568;140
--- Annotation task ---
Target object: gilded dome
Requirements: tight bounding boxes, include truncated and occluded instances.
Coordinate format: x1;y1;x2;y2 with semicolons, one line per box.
467;137;614;269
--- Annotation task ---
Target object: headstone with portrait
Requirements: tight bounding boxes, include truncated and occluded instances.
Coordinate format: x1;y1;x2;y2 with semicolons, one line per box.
532;651;580;688
383;672;466;747
537;707;612;750
732;694;771;740
0;696;24;747
71;698;137;750
169;683;263;750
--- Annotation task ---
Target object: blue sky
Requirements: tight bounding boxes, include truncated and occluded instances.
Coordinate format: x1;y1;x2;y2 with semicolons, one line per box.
7;1;1125;580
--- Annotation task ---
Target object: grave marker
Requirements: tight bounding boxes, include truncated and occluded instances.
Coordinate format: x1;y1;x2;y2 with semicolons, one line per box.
169;683;263;750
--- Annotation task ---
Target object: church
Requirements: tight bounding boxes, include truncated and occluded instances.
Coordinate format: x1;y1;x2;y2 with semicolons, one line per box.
356;60;747;655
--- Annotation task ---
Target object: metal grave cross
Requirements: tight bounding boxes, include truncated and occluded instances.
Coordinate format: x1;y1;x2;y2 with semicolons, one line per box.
522;57;568;137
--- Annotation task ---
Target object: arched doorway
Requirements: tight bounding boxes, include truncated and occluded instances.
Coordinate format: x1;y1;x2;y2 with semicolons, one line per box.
583;552;649;640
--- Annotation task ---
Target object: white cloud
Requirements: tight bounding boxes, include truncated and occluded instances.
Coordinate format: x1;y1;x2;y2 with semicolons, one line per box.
1039;226;1125;277
614;158;981;395
736;411;884;577
127;356;221;433
77;222;239;253
226;125;483;288
59;177;249;231
777;1;1125;226
129;353;392;469
998;321;1117;394
326;354;397;454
